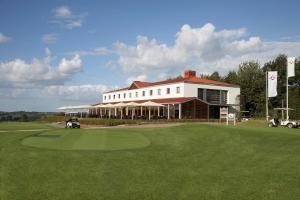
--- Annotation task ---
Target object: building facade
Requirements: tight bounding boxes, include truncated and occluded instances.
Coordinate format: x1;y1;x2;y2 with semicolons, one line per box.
97;70;240;119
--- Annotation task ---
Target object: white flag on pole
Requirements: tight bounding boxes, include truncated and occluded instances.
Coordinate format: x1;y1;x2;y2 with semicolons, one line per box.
287;57;295;77
268;71;277;97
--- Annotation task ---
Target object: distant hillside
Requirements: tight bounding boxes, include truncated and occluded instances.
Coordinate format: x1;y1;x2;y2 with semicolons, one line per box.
0;111;63;122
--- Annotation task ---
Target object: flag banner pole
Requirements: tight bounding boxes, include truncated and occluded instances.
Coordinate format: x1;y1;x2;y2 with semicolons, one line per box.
286;57;295;120
267;71;278;121
286;66;289;120
266;71;269;121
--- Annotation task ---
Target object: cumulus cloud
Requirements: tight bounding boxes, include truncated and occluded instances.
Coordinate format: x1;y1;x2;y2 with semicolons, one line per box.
0;48;82;88
112;23;300;78
126;74;147;84
42;33;58;44
45;84;110;101
58;54;82;74
51;5;86;29
0;32;11;44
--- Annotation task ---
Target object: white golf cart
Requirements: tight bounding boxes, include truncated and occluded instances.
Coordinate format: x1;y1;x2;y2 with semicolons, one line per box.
269;118;298;128
65;118;81;128
268;107;299;128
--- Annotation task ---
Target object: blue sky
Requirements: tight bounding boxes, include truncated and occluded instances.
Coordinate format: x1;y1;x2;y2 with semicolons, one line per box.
1;0;300;111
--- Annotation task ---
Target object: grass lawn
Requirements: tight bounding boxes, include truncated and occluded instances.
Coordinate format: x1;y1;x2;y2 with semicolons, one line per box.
1;122;300;200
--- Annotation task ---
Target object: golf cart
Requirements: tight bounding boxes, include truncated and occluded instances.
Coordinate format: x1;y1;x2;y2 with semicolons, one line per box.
65;118;81;128
268;107;299;128
269;118;298;128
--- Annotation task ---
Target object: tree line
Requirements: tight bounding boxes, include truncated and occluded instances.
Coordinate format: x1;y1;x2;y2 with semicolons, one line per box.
203;55;300;119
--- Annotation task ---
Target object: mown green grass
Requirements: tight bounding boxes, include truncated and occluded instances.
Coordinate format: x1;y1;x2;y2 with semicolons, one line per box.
0;121;300;200
22;129;150;150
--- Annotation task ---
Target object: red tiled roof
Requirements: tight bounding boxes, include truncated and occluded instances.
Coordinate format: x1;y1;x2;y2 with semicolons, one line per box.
105;76;238;93
101;97;196;105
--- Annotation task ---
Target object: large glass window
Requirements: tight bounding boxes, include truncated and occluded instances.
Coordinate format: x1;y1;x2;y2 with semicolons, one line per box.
123;93;126;99
206;89;220;104
129;93;132;98
149;90;153;96
198;89;204;100
135;91;138;97
118;94;120;99
220;90;228;104
142;91;145;96
157;88;161;95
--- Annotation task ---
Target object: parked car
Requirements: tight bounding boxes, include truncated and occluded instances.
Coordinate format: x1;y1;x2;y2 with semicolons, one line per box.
65;118;80;128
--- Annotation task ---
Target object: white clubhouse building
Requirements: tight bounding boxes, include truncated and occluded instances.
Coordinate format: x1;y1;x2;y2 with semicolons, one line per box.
90;70;240;120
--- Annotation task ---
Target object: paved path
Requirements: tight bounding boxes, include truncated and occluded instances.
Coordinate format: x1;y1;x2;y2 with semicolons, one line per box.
0;129;50;133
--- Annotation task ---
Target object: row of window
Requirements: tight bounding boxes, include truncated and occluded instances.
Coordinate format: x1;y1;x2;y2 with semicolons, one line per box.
104;87;181;101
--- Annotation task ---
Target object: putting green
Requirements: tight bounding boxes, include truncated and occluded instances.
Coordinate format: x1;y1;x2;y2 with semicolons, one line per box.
22;129;150;150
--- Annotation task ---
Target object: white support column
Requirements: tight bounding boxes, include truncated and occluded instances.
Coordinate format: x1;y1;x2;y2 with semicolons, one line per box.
132;108;135;120
158;106;160;116
100;108;102;118
115;108;117;116
121;108;123;119
141;106;143;116
109;109;111;119
148;107;151;120
126;107;128;116
179;103;182;119
167;104;170;120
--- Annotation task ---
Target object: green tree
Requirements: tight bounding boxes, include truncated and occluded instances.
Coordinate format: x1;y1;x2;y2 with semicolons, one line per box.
224;71;238;84
209;72;222;81
237;61;265;116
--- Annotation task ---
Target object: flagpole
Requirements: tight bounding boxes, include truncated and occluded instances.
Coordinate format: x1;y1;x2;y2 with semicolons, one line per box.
286;65;289;120
266;71;269;121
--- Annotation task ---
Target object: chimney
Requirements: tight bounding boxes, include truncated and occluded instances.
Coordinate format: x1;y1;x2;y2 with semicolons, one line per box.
184;70;196;78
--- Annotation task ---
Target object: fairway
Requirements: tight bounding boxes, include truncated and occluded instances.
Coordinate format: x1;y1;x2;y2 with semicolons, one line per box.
22;129;150;150
1;122;300;200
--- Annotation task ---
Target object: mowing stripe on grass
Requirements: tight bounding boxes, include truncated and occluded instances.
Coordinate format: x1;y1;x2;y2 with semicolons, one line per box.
22;129;151;151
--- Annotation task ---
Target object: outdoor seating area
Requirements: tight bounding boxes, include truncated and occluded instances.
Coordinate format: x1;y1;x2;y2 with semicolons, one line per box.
58;101;169;120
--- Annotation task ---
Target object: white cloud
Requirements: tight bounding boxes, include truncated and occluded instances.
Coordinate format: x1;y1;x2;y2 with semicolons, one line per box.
112;23;300;78
53;6;72;18
0;32;11;44
45;84;110;101
0;48;82;88
126;74;147;84
51;5;86;29
58;54;82;74
68;47;111;57
42;33;58;44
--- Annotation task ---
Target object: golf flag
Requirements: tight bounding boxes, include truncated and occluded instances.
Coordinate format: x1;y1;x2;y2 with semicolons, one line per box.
268;71;277;97
287;57;295;77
